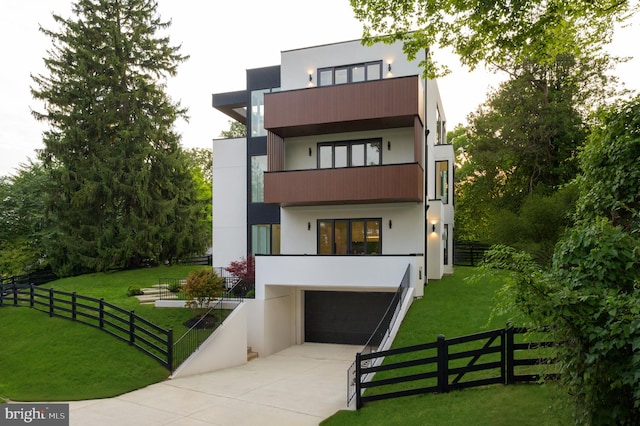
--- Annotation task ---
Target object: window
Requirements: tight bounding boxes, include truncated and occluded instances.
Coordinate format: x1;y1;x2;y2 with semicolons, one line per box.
317;61;383;87
250;87;280;137
251;224;281;255
435;160;449;204
318;219;381;255
317;139;381;169
435;105;447;145
251;155;267;202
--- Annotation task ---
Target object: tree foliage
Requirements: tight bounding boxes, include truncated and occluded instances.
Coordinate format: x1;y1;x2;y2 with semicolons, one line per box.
219;120;246;138
185;148;212;247
478;96;640;425
183;268;224;315
350;0;637;77
31;0;208;275
0;161;48;277
453;54;594;253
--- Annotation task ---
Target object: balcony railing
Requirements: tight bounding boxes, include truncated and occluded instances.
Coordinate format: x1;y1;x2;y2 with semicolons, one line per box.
264;162;423;206
264;76;423;138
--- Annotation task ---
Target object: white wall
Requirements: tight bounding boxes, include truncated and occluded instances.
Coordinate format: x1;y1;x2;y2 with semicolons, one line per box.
279;203;425;255
280;39;426;91
284;128;415;171
170;302;248;378
251;255;424;356
212;137;247;268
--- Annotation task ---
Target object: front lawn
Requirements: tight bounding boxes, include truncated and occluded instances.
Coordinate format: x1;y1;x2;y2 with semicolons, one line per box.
0;265;208;401
322;266;571;425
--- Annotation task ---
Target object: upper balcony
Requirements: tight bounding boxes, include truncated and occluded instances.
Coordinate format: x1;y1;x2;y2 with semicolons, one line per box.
264;162;423;206
264;75;423;138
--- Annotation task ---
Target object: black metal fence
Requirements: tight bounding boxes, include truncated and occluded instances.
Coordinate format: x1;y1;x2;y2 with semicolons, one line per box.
0;268;58;286
157;267;247;301
350;325;557;409
171;298;237;371
453;241;492;266
347;264;412;406
1;282;173;369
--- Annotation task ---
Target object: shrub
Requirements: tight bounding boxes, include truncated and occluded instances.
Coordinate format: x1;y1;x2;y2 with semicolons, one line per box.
126;286;143;297
225;255;255;296
183;269;224;316
168;280;182;293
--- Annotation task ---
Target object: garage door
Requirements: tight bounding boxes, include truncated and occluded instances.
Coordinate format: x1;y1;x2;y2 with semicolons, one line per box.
304;290;395;345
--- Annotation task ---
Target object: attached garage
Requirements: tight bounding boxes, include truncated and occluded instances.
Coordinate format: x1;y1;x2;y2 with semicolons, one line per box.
304;290;395;345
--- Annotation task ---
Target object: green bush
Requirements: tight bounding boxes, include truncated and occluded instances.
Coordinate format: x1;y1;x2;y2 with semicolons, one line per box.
168;280;182;293
126;286;143;297
183;269;224;315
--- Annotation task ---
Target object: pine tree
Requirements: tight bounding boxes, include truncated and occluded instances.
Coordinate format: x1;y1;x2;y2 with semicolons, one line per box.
31;0;208;275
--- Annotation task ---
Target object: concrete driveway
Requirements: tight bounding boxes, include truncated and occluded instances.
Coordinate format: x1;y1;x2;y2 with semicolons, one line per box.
66;343;359;425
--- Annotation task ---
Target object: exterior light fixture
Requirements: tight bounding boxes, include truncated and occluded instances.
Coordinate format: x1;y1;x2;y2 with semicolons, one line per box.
432;223;436;233
388;63;392;72
387;141;391;150
308;147;312;156
308;222;311;231
309;73;313;82
388;219;392;229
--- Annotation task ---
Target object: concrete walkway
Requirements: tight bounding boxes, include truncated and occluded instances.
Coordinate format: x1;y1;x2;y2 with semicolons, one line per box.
66;343;359;426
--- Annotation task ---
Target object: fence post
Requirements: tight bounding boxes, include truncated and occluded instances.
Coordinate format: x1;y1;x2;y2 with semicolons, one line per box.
13;279;18;306
30;284;35;308
72;292;77;321
129;311;135;345
99;298;105;329
49;288;54;317
505;322;515;385
355;352;363;409
167;329;174;372
437;334;448;393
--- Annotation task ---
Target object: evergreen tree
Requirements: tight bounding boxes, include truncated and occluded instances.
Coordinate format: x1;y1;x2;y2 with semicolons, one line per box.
31;0;208;275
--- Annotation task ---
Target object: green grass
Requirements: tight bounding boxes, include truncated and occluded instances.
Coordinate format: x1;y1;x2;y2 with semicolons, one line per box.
323;266;570;425
0;265;208;402
40;265;208;338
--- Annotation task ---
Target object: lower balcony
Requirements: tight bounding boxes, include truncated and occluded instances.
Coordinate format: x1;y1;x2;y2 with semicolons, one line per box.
264;163;423;206
255;254;424;295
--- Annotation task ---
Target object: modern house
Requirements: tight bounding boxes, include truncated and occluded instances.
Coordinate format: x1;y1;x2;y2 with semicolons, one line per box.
212;39;454;358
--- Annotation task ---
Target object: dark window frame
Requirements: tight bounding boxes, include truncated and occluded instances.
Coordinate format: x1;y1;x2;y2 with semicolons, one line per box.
317;218;382;255
435;160;449;204
317;138;382;169
317;61;383;87
250;223;281;255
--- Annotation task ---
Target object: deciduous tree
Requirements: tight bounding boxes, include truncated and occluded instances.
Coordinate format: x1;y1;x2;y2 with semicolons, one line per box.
350;0;636;77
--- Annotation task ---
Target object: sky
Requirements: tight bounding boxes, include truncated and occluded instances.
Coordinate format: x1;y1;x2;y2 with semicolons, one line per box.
1;0;638;177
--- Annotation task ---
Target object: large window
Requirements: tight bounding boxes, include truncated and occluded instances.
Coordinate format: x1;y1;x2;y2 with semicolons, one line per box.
317;61;382;87
250;87;280;137
435;160;449;204
318;219;381;255
251;155;267;202
251;224;281;255
318;139;381;169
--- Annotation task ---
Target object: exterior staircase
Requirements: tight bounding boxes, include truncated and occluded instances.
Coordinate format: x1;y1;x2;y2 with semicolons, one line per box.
135;284;177;305
247;347;259;362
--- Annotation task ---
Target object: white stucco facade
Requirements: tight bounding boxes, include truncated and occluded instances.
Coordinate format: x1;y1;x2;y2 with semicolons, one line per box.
211;137;247;268
211;38;455;360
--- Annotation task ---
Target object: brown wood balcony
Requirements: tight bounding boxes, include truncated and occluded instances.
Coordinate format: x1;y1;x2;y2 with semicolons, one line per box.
264;76;423;137
263;163;423;206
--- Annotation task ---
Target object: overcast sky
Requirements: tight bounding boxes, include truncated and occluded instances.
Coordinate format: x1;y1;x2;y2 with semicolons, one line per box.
1;1;638;176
